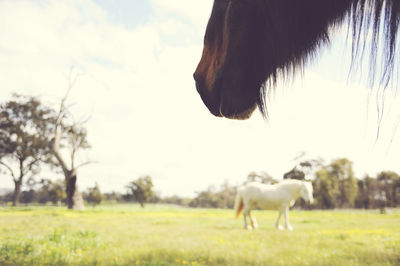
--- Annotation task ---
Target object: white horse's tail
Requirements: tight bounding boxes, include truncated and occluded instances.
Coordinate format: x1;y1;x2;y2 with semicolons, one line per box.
234;190;244;219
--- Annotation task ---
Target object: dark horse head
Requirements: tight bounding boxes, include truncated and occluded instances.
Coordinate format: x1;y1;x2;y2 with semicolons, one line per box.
194;0;399;119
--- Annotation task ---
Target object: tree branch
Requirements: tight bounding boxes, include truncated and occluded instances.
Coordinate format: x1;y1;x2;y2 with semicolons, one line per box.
0;161;17;182
75;160;97;170
53;118;70;176
26;158;40;171
70;127;77;169
53;73;74;175
53;68;85;177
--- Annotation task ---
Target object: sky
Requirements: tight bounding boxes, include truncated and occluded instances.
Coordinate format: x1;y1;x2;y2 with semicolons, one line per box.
0;0;399;197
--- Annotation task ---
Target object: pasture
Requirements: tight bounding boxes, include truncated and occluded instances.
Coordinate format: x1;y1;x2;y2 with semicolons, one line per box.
0;205;399;266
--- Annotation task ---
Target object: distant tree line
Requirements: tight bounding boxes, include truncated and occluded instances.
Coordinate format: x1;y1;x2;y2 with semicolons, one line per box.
0;178;65;205
127;159;399;210
3;159;398;211
292;158;400;210
0;178;104;207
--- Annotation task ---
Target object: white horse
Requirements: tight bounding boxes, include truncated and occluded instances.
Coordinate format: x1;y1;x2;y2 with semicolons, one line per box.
234;179;314;230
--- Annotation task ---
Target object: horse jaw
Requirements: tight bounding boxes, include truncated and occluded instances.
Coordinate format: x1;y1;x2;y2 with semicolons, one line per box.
219;101;257;120
194;72;259;120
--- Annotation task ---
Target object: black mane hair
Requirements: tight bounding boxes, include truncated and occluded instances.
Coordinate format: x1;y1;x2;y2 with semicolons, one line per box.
256;0;399;117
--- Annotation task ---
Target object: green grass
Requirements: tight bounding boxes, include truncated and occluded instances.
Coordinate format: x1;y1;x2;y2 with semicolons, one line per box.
0;204;399;265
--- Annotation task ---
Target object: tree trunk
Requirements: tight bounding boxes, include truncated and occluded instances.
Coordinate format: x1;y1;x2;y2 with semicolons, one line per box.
392;185;398;207
66;172;85;210
12;180;22;206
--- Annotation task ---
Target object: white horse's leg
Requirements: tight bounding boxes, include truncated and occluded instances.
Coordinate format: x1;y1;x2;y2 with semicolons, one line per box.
243;205;252;230
243;212;249;229
249;211;258;229
283;207;293;231
275;210;283;230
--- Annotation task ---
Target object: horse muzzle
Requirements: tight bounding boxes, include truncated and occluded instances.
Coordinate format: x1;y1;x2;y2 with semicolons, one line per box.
194;75;256;119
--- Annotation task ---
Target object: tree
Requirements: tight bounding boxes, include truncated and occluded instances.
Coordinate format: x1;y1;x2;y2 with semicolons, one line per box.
35;179;66;205
376;171;400;208
52;72;92;210
313;168;336;209
103;191;123;202
216;180;237;209
313;158;358;209
126;176;154;207
162;195;191;206
284;167;306;180
0;95;55;206
355;176;381;209
284;157;324;180
187;180;238;209
331;158;358;208
189;187;219;208
86;183;104;207
246;171;277;184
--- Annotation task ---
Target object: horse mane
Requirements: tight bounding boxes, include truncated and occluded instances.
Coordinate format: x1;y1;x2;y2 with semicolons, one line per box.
277;179;304;191
257;0;400;117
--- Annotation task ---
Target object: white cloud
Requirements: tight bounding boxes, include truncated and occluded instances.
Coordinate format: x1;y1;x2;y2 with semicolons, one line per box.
150;0;213;29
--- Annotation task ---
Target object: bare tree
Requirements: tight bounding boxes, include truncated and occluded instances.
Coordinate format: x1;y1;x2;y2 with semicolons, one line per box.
52;70;92;210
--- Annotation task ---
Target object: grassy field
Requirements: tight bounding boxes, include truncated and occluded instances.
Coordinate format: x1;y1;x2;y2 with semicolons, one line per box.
0;204;399;266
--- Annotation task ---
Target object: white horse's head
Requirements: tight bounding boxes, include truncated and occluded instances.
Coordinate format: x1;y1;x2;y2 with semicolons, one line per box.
300;181;314;204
